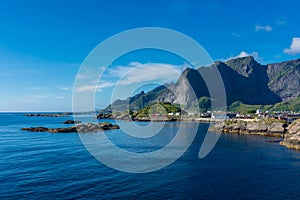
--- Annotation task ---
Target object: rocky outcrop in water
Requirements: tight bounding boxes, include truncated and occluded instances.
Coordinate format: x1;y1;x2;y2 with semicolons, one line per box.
209;120;285;137
97;112;132;121
280;119;300;150
97;113;113;119
62;120;81;124
24;113;71;117
21;122;120;133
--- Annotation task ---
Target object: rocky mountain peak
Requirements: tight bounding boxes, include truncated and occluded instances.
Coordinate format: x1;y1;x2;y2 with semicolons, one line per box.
225;56;259;77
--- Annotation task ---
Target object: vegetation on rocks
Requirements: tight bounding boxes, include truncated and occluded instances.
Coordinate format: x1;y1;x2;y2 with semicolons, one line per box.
226;97;300;114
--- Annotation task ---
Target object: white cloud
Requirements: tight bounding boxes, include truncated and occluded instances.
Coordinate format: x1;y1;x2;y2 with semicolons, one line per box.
277;20;287;25
76;74;87;80
255;25;272;32
237;51;258;59
277;17;287;25
75;85;96;92
75;81;115;92
60;87;70;91
225;51;259;61
284;37;300;55
75;66;107;81
75;62;187;93
109;62;186;85
232;32;240;38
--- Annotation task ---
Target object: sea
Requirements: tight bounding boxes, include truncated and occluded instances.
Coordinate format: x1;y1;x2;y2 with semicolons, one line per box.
1;113;300;199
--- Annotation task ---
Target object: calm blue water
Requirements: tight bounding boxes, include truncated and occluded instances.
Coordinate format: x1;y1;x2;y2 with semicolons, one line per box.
1;113;300;199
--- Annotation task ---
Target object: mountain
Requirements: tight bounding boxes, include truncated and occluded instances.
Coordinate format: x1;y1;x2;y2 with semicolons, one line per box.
267;59;300;101
105;56;300;112
219;56;281;105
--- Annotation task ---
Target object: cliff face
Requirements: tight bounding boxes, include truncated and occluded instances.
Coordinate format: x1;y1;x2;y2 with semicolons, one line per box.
267;59;300;101
106;56;300;111
217;57;281;105
149;68;210;106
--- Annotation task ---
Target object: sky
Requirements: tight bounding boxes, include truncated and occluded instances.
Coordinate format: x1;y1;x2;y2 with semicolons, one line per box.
1;0;300;111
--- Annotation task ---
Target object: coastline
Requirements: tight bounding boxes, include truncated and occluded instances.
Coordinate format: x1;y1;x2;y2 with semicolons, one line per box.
208;119;286;137
209;119;300;151
22;112;300;151
279;120;300;150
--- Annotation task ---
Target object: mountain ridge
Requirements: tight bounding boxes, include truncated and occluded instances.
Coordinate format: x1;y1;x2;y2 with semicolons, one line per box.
105;56;300;112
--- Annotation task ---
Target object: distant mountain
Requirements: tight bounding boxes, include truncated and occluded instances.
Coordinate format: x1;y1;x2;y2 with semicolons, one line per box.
105;56;300;112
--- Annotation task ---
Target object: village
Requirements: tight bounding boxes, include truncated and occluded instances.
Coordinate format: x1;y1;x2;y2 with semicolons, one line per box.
167;109;300;123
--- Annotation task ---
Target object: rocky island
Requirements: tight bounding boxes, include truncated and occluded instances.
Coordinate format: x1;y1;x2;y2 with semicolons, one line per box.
21;122;120;133
24;112;72;117
62;120;81;124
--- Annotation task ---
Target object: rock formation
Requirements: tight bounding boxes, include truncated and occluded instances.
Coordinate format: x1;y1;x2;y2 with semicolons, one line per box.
62;120;81;124
280;119;300;150
21;122;120;133
209;120;285;137
24;113;71;117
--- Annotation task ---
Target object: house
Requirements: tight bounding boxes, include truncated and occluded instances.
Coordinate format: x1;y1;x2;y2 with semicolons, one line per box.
188;112;194;116
256;109;262;115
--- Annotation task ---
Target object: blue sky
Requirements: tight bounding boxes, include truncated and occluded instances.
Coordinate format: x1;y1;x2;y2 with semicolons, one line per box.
1;0;300;111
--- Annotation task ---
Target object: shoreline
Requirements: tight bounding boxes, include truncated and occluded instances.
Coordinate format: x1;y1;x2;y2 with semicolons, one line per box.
278;120;300;150
21;112;300;151
208;119;300;151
